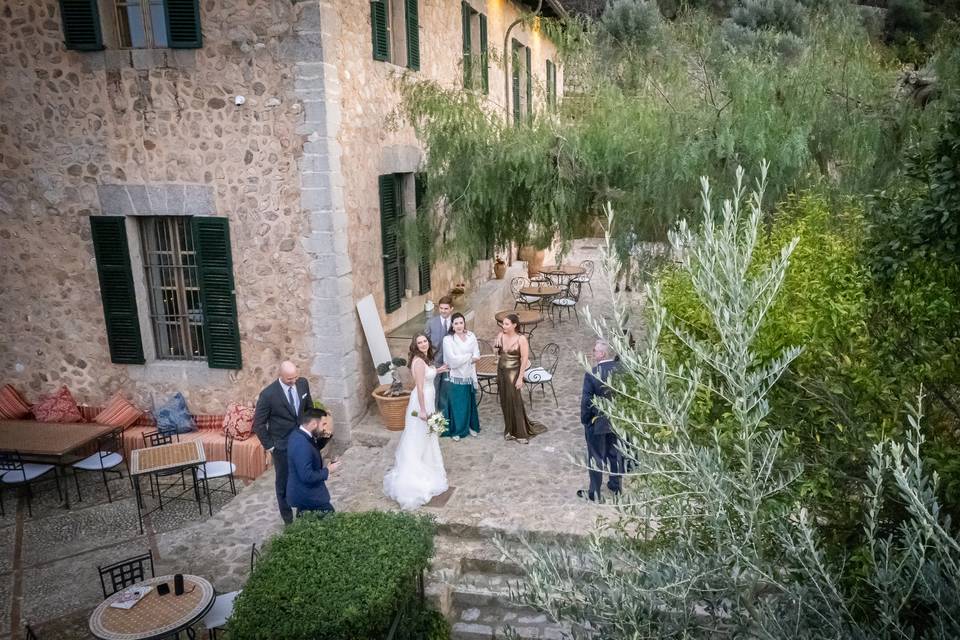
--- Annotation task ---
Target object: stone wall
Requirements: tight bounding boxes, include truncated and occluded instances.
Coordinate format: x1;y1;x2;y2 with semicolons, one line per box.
327;0;564;400
0;0;316;413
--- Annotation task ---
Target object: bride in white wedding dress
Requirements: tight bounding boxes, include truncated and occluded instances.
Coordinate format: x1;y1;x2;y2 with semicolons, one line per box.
383;333;449;510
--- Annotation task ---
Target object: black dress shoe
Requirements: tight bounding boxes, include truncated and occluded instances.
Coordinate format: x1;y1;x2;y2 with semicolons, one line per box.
576;490;598;502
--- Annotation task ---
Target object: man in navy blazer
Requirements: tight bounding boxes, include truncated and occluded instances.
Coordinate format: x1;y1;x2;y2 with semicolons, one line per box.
287;407;340;516
579;340;624;502
253;360;313;524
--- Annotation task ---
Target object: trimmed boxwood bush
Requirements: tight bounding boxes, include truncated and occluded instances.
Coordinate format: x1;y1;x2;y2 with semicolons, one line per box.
227;511;439;640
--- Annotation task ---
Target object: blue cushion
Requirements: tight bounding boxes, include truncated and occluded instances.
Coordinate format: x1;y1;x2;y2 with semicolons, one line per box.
155;392;197;434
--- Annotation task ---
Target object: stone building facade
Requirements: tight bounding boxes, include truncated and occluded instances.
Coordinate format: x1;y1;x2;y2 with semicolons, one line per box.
0;0;563;442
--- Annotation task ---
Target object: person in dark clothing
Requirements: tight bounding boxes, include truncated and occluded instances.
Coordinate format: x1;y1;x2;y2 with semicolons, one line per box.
287;406;340;516
578;340;624;502
253;360;313;524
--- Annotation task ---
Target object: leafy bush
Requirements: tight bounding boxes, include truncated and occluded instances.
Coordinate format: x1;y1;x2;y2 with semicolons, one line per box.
598;0;664;51
228;512;438;640
507;168;960;638
883;0;938;62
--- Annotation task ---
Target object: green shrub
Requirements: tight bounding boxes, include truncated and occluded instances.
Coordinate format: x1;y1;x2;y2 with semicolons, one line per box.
599;0;664;52
227;512;437;640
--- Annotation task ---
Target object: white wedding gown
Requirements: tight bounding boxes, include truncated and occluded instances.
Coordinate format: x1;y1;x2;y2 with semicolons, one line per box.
383;365;449;510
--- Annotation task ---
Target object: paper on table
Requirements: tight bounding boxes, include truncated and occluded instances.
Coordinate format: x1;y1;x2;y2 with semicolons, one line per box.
109;586;153;610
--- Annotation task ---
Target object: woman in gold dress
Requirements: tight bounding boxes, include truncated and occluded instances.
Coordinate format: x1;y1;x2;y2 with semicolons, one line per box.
494;314;547;444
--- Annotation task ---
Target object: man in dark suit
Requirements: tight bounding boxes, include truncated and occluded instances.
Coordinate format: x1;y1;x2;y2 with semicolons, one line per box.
287;406;340;516
579;340;623;502
425;295;454;412
253;360;313;524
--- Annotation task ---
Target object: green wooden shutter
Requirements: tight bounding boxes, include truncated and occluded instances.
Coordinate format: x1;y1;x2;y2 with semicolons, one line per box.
59;0;104;51
525;46;533;120
89;216;144;364
371;0;390;61
546;59;554;108
415;174;431;295
192;217;242;369
380;175;405;313
405;0;419;70
461;2;472;89
511;40;521;126
164;0;202;49
479;13;488;94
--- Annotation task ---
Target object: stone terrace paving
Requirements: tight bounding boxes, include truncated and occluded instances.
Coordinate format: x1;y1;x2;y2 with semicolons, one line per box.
1;242;635;639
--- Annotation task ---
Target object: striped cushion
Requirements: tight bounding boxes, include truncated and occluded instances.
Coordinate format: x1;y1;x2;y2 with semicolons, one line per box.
93;392;143;428
0;384;32;419
31;385;83;423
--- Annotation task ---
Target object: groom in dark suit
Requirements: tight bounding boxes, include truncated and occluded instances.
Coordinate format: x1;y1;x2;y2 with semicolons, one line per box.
579;340;624;502
425;295;454;412
253;360;313;524
287;406;340;516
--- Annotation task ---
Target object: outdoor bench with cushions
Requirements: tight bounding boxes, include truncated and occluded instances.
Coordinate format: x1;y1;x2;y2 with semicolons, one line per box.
76;406;269;480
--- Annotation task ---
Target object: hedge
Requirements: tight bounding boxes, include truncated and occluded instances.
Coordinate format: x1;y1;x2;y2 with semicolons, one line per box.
227;511;440;640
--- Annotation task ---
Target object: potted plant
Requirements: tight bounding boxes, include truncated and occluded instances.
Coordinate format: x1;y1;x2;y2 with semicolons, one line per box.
493;255;507;279
450;282;466;300
371;357;410;431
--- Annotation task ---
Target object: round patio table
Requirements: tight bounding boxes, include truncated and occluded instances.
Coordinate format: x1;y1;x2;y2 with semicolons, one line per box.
495;309;543;333
475;354;500;405
518;285;561;299
540;265;585;287
89;574;215;640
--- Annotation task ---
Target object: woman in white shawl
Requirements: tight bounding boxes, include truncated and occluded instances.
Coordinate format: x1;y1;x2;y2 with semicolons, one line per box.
441;313;481;440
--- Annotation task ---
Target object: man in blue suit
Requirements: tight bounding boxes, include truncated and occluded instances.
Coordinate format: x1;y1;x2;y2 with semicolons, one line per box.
287;407;340;516
578;340;623;502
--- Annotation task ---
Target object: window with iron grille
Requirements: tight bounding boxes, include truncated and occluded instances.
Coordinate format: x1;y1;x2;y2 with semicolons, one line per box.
139;217;206;360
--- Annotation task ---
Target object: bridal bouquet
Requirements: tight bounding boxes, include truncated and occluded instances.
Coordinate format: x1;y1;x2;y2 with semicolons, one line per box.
426;412;449;436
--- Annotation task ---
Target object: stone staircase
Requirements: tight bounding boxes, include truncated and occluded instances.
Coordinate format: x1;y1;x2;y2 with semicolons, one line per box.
425;526;576;639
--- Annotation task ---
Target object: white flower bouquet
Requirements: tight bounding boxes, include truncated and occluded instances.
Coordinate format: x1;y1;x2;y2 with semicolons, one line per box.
426;412;448;436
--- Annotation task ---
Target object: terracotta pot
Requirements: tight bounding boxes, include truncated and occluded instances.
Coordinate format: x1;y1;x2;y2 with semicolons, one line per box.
493;262;507;279
518;246;546;278
372;385;411;431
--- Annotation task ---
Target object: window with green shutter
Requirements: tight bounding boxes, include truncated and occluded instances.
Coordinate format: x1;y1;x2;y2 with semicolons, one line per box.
461;1;473;89
525;45;533;120
192;217;242;369
405;0;419;71
546;59;556;108
59;0;104;51
371;0;390;61
511;39;522;126
379;174;407;313
415;174;431;295
164;0;202;49
89;216;145;364
479;13;488;94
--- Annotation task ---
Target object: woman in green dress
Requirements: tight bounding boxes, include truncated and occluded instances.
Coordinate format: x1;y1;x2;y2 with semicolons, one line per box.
494;314;547;444
441;313;481;440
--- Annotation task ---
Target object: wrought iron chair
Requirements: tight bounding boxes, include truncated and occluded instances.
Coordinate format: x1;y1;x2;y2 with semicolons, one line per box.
72;428;124;503
550;280;582;326
510;276;539;310
572;259;595;297
524;342;560;407
475;339;499;406
203;542;263;639
0;451;59;518
98;550;154;599
141;429;187;504
197;431;237;515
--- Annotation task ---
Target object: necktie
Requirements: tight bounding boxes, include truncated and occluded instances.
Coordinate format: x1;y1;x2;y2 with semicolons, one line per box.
287;385;296;415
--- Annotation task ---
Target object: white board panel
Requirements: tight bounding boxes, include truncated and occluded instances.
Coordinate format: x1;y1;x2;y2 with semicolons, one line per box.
356;294;393;386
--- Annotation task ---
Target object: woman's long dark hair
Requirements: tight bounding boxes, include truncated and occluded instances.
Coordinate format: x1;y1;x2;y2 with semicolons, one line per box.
408;333;436;367
448;312;466;335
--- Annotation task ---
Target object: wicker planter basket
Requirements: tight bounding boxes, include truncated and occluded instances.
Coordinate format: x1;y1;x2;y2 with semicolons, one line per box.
372;385;411;431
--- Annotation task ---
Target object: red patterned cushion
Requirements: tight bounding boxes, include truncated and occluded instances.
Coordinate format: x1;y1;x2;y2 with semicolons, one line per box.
0;384;32;419
32;386;83;423
222;403;255;441
93;392;143;428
